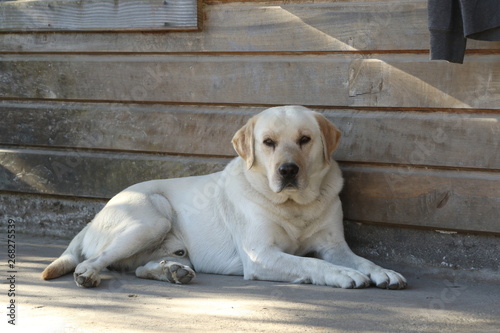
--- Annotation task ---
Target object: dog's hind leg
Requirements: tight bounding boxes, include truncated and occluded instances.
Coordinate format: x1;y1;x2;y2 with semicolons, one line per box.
75;225;146;287
74;217;171;288
73;192;174;288
42;225;87;280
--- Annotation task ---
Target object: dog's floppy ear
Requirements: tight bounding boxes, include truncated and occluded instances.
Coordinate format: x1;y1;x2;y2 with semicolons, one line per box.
232;116;256;169
314;112;341;164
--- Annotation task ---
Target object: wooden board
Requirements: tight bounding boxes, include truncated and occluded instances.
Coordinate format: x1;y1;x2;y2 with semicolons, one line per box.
1;1;499;53
333;110;500;169
341;164;500;234
0;0;200;32
0;147;498;233
0;148;228;198
0;102;251;157
1;54;499;108
347;57;500;108
1;101;499;169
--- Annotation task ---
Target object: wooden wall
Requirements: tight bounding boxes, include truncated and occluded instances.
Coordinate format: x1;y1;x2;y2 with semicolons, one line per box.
1;0;499;236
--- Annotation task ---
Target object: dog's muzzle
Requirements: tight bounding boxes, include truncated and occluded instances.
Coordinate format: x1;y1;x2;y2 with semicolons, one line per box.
277;162;299;191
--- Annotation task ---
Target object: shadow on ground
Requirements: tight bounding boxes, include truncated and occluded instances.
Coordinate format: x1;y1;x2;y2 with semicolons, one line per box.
2;234;499;333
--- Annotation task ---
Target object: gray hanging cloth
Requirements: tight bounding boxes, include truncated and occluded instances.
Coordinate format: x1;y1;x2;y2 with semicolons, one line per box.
428;0;500;63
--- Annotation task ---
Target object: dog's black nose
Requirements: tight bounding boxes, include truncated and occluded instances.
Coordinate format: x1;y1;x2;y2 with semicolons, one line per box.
278;163;299;179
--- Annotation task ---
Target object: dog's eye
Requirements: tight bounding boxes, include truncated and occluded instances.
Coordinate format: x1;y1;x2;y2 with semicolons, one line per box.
174;250;186;256
263;138;276;148
299;136;311;146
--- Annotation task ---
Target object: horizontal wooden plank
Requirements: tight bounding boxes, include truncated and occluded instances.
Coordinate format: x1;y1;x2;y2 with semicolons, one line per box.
0;102;251;156
0;148;229;198
334;110;500;169
1;101;499;169
1;147;498;233
341;165;500;234
0;54;349;105
1;2;499;53
1;54;499;108
0;0;199;32
347;57;500;108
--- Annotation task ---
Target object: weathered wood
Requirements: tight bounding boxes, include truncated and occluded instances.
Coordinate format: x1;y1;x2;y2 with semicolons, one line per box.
347;57;500;108
333;110;500;169
0;147;498;233
1;101;499;169
0;54;349;105
0;102;252;157
341;165;500;234
1;2;498;53
0;0;200;31
0;148;229;198
1;54;499;108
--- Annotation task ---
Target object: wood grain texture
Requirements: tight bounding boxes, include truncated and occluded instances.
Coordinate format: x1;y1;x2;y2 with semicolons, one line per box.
341;165;500;234
1;1;499;53
334;110;500;169
0;102;251;156
1;54;499;108
0;0;200;31
1;101;499;169
347;57;500;108
0;148;228;198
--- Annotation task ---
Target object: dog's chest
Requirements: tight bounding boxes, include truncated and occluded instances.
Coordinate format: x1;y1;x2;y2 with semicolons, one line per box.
271;204;326;244
276;198;325;222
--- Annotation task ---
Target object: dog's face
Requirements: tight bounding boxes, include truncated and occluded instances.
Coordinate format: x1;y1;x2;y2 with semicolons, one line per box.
232;106;341;203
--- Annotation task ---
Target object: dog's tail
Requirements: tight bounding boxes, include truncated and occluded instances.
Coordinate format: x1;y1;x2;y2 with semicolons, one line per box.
41;226;86;280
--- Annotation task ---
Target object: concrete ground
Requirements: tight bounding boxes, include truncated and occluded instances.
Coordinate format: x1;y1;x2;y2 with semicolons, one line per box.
2;234;499;333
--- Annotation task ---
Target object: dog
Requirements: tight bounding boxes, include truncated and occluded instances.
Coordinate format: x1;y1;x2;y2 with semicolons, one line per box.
42;106;407;289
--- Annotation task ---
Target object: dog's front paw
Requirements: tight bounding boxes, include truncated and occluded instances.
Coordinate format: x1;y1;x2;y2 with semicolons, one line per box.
367;268;407;290
326;268;370;289
136;260;195;284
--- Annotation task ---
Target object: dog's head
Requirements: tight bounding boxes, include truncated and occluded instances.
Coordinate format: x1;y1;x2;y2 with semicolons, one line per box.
232;105;341;203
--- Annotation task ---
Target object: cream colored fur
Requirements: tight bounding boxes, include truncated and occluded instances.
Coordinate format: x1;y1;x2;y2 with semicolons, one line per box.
42;106;406;289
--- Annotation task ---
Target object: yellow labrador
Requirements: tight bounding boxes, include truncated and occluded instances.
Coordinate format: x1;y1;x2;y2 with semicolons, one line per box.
42;106;406;289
